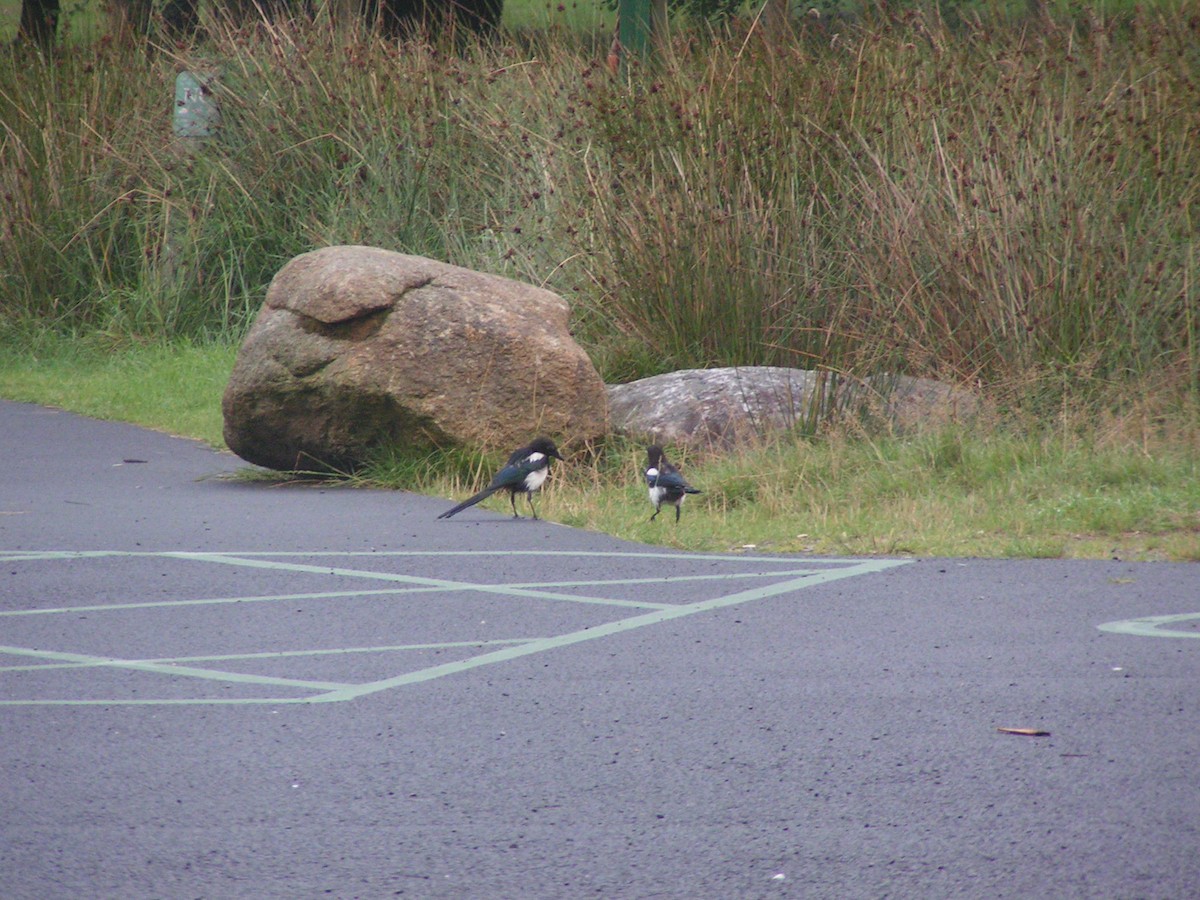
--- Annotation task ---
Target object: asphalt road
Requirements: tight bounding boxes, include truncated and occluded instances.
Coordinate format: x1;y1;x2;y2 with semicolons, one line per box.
1;399;1197;899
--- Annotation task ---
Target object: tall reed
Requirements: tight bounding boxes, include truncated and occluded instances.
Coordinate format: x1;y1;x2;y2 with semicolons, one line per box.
1;6;1196;404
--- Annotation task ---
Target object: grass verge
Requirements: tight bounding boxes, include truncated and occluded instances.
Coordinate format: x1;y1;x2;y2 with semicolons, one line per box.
0;335;235;444
1;335;1196;561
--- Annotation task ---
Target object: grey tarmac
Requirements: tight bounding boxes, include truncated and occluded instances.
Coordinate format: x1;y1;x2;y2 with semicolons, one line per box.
1;400;1197;898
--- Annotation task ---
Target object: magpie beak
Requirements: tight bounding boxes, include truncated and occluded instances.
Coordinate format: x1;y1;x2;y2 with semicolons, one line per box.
438;437;564;520
645;444;702;523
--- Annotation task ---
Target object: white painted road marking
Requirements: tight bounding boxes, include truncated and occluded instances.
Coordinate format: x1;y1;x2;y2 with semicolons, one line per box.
1098;612;1200;639
0;550;910;706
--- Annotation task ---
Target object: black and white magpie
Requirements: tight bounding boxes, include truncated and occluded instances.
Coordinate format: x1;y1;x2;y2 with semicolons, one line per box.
645;444;702;523
438;437;564;520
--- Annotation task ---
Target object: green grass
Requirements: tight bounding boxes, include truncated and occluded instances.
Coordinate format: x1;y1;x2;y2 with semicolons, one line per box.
2;335;1196;561
0;335;235;443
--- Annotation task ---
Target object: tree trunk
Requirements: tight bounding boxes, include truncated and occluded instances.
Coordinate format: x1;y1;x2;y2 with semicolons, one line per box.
161;0;201;38
16;0;60;48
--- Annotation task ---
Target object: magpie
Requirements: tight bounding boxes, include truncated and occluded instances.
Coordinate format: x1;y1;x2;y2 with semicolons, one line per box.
645;444;702;523
438;437;564;520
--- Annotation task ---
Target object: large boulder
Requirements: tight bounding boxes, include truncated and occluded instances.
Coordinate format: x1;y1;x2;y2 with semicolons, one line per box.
607;367;981;448
222;246;608;471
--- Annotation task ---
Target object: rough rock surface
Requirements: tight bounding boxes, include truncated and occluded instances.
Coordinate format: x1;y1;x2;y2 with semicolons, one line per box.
222;246;608;471
607;367;981;448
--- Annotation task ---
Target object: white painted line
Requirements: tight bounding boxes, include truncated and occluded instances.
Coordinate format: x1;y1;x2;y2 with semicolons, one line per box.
1098;612;1200;639
0;639;539;672
0;549;878;564
0;551;911;706
0;588;441;618
0;644;351;691
311;559;909;702
499;569;824;590
163;552;677;610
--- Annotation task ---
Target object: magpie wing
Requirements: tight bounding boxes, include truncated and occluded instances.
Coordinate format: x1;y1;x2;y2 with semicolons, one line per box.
649;468;690;491
489;449;546;490
660;465;702;494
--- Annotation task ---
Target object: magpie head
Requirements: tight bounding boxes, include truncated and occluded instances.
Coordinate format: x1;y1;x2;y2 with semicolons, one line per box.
529;437;564;461
646;445;665;468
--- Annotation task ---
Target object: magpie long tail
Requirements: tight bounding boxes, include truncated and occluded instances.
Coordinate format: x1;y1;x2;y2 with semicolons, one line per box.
437;486;500;519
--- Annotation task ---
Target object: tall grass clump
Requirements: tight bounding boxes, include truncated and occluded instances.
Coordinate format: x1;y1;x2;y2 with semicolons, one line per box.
0;13;609;344
1;4;1197;406
575;7;1200;391
0;36;266;341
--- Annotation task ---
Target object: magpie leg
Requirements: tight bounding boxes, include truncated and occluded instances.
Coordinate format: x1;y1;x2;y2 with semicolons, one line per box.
650;507;660;522
528;494;539;520
510;493;520;518
674;505;681;523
